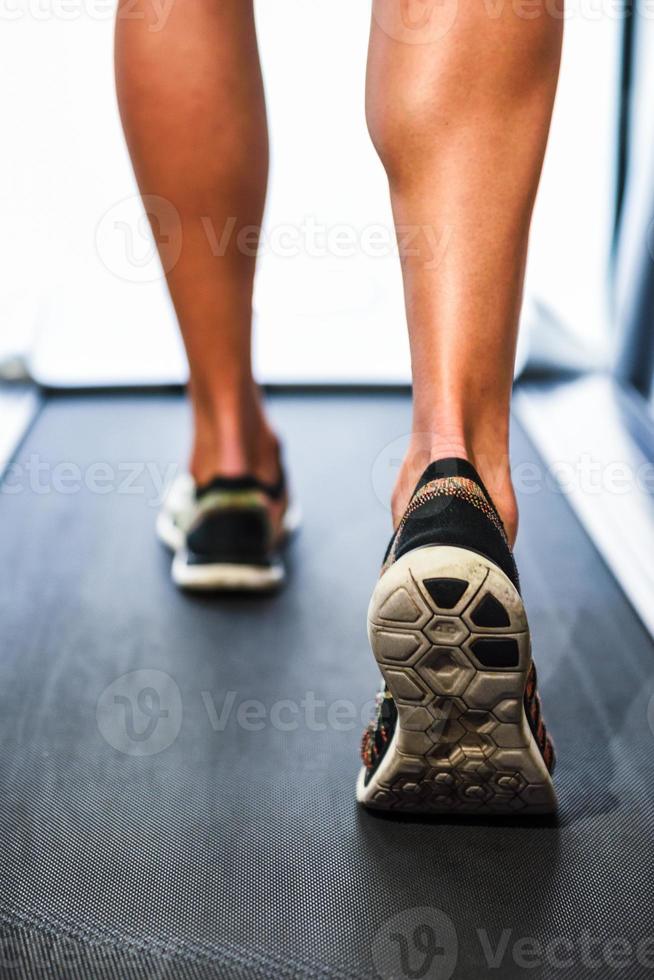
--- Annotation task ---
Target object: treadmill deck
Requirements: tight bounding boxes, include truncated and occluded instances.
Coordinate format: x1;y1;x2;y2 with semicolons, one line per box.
1;393;653;980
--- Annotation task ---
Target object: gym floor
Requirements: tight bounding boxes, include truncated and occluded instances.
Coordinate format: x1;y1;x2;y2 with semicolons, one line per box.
1;391;653;980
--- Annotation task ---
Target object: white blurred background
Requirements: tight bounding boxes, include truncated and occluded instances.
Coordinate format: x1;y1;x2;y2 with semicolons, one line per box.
0;0;621;386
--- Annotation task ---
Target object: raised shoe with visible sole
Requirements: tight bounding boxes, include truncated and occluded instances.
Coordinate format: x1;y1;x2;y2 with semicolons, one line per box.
158;468;299;592
357;458;557;817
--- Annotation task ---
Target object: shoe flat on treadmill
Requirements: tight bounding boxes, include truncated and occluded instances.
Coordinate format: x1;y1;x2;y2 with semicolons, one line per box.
156;472;197;553
158;469;299;592
357;457;557;817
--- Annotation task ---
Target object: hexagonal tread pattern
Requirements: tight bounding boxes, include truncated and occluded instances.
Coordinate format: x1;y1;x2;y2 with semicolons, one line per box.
362;546;556;816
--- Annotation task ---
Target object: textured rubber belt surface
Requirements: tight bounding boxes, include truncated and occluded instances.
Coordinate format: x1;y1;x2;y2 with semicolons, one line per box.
1;393;654;980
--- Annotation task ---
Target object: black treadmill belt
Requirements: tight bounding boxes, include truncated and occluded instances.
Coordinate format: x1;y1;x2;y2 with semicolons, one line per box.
1;393;653;980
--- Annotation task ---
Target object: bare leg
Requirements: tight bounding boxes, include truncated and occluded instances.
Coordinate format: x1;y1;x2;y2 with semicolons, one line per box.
115;0;279;488
367;0;563;543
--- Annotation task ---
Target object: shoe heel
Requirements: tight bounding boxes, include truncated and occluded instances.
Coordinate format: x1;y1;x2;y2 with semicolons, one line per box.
357;545;557;816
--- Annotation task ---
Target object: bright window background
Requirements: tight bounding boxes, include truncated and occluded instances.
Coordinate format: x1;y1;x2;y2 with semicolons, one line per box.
614;8;654;391
0;1;620;386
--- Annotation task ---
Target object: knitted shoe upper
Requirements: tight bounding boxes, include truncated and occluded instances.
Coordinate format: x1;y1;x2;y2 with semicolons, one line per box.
384;457;519;591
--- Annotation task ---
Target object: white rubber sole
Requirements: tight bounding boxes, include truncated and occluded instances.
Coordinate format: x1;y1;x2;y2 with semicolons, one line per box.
171;553;285;592
357;545;557;817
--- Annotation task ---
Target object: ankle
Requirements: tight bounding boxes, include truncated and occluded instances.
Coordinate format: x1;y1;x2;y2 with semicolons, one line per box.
189;391;281;489
475;458;518;547
391;434;518;547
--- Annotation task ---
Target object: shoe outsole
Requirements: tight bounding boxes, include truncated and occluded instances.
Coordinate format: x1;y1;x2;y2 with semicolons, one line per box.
357;545;557;817
171;553;285;592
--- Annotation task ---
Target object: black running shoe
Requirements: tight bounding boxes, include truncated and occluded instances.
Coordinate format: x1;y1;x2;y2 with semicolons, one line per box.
357;457;557;816
167;469;299;592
